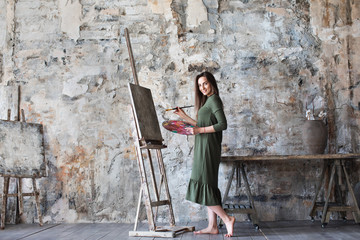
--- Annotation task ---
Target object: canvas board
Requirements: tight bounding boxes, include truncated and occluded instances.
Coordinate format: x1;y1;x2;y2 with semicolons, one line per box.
0;120;45;177
128;83;163;143
0;85;20;224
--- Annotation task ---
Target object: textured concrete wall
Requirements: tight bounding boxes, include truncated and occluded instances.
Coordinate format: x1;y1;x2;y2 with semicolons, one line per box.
0;0;359;224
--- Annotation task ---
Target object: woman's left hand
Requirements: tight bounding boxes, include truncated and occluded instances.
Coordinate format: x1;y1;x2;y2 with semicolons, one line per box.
186;127;201;135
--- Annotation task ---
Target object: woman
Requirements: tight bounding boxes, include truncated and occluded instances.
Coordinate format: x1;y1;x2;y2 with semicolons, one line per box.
174;72;235;237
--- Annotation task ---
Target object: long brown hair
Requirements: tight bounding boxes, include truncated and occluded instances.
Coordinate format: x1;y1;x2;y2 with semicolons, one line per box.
194;72;220;118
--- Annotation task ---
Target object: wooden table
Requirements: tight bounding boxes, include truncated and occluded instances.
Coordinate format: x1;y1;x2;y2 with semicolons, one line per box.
220;153;360;228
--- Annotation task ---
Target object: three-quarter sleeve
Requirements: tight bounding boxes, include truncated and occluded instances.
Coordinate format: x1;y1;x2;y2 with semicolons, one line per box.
210;95;227;132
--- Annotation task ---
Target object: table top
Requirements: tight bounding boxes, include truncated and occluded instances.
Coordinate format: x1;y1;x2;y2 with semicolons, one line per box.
221;153;360;162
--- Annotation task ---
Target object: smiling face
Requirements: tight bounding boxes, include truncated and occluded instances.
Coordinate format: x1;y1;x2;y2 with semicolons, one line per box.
198;76;213;96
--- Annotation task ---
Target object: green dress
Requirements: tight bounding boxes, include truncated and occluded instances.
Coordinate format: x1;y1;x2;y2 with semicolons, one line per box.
186;94;227;206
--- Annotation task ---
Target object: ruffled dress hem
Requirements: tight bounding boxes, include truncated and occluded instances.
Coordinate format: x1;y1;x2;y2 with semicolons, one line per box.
185;179;222;206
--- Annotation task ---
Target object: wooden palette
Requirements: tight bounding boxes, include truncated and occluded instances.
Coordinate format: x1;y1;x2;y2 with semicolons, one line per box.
162;120;194;135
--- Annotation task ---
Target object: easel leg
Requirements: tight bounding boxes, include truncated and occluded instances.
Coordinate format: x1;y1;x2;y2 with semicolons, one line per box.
135;145;156;231
155;174;164;220
321;161;336;226
17;178;23;216
156;149;175;226
32;178;43;226
147;149;160;221
1;177;10;230
134;186;143;231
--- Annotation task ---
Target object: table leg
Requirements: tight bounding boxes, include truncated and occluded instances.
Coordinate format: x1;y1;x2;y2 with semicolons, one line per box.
223;164;236;204
220;163;259;230
219;164;236;228
240;163;259;228
341;160;360;223
321;161;337;227
334;168;347;221
309;160;328;220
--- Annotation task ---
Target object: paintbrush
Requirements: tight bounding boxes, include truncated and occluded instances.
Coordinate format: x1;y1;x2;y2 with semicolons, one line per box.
165;105;194;111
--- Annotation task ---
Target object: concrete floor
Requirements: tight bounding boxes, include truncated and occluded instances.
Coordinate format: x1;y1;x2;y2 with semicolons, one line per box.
0;220;359;240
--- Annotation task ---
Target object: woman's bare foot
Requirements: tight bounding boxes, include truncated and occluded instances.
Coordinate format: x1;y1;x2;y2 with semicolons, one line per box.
194;226;219;235
224;216;236;237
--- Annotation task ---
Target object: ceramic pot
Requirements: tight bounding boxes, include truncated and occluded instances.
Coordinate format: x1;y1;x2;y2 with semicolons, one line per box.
301;120;328;154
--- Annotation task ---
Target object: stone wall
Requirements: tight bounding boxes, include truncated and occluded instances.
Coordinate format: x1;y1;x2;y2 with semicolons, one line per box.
0;0;359;223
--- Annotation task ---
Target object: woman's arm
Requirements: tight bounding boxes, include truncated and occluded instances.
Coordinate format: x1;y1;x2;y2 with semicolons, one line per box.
174;107;197;126
190;125;215;135
212;108;227;131
192;97;227;135
210;96;227;132
190;110;224;135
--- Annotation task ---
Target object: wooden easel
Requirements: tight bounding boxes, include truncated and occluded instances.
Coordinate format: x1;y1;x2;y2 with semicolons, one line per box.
0;87;43;229
125;28;194;238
